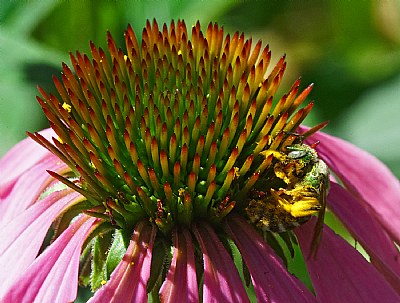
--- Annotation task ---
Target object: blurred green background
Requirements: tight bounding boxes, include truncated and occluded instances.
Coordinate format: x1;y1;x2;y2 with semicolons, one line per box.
1;0;399;300
1;0;399;178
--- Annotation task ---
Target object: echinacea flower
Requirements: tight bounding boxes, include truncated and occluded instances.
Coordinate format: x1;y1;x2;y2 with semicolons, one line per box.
1;20;399;303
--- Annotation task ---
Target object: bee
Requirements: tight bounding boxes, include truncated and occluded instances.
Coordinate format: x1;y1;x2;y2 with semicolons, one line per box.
245;143;329;256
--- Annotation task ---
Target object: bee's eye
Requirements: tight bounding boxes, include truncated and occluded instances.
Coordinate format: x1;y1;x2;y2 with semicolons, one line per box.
287;150;307;159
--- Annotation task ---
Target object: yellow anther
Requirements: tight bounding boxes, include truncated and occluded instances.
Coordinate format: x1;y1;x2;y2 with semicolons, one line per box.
178;188;186;196
62;102;72;113
233;167;240;179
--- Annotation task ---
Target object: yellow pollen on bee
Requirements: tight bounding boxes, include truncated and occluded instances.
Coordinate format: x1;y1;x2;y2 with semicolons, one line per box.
62;102;72;113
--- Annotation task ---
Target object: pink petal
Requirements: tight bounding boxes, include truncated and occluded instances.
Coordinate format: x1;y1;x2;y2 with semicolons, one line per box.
296;218;400;303
0;128;55;197
224;215;316;303
301;127;400;244
159;228;199;303
0;153;69;223
193;222;249;303
1;215;98;303
0;190;81;294
88;221;157;303
328;182;400;293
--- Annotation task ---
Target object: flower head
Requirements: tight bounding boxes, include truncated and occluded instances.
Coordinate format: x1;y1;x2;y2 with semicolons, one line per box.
1;20;399;302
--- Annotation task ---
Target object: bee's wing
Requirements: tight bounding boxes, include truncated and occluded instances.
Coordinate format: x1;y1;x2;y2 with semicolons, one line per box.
309;178;327;259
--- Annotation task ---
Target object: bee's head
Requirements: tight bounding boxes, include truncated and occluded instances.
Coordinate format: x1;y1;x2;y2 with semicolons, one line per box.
286;144;317;164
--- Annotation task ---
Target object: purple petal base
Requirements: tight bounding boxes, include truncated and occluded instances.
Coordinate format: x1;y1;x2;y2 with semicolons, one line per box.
225;215;316;303
0;128;55;198
160;228;198;302
0;190;81;295
193;221;249;303
328;182;400;294
296;218;400;303
1;215;98;302
88;221;157;303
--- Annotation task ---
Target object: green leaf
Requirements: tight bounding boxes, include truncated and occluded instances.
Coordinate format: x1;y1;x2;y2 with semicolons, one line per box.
105;229;130;279
146;238;168;293
91;231;113;291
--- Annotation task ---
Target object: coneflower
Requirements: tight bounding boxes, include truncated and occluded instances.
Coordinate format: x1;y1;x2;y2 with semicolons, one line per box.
1;20;399;303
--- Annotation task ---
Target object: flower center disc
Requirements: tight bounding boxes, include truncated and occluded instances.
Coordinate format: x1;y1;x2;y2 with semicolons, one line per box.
31;20;321;236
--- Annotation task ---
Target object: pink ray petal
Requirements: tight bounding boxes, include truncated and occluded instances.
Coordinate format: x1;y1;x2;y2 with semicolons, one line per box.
0;153;69;222
88;221;157;303
193;221;249;303
328;182;400;294
0;128;55;197
225;215;316;303
0;190;82;294
1;215;99;303
159;228;199;303
301;127;400;245
296;218;400;303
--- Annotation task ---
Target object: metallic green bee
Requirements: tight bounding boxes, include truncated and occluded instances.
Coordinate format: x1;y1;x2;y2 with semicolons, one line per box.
246;143;330;255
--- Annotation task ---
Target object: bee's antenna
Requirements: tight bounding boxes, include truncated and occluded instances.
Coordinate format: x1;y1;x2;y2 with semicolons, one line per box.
283;131;304;144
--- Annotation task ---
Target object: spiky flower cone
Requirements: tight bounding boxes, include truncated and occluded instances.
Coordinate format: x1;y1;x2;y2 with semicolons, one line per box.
28;20;327;298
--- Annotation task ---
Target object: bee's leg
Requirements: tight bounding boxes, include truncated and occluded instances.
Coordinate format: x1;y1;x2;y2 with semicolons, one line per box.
271;189;320;218
289;197;321;218
261;150;284;160
270;189;292;213
274;162;295;184
308;182;328;260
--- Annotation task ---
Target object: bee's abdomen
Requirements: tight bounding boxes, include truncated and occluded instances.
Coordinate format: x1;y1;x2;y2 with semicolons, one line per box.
246;199;309;232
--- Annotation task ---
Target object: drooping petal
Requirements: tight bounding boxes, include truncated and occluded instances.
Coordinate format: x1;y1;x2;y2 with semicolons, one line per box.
296;218;400;303
88;221;157;303
193;222;250;303
0;128;55;197
301;127;400;244
224;215;316;303
0;153;69;222
1;215;99;303
0;190;82;294
159;228;198;303
328;182;400;294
